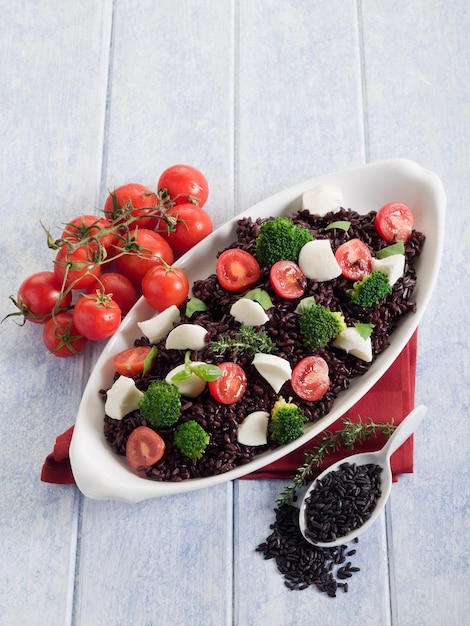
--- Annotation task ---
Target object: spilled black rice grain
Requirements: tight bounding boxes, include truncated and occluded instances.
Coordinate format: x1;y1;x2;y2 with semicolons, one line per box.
103;207;425;482
256;504;360;596
303;462;383;544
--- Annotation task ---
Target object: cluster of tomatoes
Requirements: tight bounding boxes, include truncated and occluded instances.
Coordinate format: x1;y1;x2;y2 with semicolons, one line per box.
7;165;213;357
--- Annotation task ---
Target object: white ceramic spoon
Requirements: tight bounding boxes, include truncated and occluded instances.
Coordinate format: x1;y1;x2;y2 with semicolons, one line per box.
298;404;427;547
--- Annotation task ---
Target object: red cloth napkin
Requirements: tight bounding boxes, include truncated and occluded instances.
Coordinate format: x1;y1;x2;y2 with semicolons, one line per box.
41;332;417;485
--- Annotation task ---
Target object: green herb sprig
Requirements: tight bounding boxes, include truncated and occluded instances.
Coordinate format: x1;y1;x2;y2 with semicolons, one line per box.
209;323;276;356
276;416;396;506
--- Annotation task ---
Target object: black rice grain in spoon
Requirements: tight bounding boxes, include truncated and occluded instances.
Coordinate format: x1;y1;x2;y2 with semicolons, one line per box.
304;462;383;544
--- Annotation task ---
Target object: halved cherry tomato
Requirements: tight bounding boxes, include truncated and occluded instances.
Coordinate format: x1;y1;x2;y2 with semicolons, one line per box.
208;362;247;404
335;238;372;281
375;201;414;243
157;164;209;208
72;293;121;341
157;203;213;258
114;228;174;287
104;183;161;230
53;243;102;290
85;272;138;317
270;260;306;299
61;214;118;258
291;356;330;401
126;426;166;471
42;312;88;357
216;249;261;292
142;264;189;311
113;346;154;377
15;271;72;324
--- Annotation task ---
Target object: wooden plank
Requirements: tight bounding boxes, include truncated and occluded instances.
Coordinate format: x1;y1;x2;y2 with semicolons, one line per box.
0;2;113;625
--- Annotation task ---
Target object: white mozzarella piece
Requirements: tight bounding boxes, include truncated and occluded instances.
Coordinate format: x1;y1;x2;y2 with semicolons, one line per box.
165;363;207;398
301;185;343;216
237;410;269;446
104;376;144;420
230;299;269;326
371;254;405;287
137;305;181;343
252;353;292;393
165;324;208;350
332;327;373;362
298;239;342;281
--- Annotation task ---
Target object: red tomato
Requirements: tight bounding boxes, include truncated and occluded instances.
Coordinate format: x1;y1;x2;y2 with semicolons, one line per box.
216;249;261;292
114;228;174;286
104;183;161;230
42;312;88;357
141;265;189;311
158;164;209;207
85;272;138;317
113;346;155;377
61;214;118;258
291;356;330;401
15;271;72;324
54;243;101;290
72;293;121;341
375;201;414;243
270;260;307;299
208;362;247;404
335;238;372;281
126;426;166;471
157;203;213;258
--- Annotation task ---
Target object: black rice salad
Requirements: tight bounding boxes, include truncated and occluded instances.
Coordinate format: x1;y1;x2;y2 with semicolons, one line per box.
103;207;425;482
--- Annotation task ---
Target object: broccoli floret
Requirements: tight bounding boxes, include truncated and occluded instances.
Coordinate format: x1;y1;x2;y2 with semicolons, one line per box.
139;380;181;428
299;303;346;350
174;420;210;459
268;397;306;444
347;271;392;307
255;216;314;267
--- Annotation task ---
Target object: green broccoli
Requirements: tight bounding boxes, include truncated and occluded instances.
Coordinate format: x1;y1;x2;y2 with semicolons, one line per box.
299;303;346;350
268;397;306;444
174;420;210;459
255;216;314;267
139;380;181;428
347;270;392;307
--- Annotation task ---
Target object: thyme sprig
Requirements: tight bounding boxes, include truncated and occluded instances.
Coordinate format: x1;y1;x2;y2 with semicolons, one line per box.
209;323;276;356
276;416;397;506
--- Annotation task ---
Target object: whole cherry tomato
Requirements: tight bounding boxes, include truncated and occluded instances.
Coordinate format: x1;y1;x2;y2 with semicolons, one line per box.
157;203;213;258
42;312;88;357
14;271;72;324
85;272;139;317
142;264;189;311
157;164;209;208
114;228;174;287
53;243;102;290
72;293;121;341
104;183;161;230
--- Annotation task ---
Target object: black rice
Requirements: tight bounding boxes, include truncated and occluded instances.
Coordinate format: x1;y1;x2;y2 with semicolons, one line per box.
303;462;383;544
103;208;425;481
256;504;360;596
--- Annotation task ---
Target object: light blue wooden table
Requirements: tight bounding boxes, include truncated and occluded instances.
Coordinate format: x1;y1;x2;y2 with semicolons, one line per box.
1;2;469;625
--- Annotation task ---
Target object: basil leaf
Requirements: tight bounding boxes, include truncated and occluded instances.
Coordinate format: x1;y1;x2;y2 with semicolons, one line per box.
244;288;273;310
294;296;317;315
191;363;222;382
353;322;374;340
171;368;192;382
376;241;405;258
186;297;208;318
325;220;351;232
142;346;158;376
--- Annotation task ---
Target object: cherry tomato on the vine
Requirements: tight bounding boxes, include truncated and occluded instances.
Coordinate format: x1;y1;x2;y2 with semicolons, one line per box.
85;272;139;317
141;264;189;311
42;312;88;357
113;346;155;377
270;260;307;299
61;214;118;258
375;201;414;243
14;271;72;324
208;362;247;404
334;238;372;281
104;183;161;230
72;293;121;341
157;203;213;258
291;356;330;402
216;249;261;292
114;228;174;287
53;243;102;290
126;426;166;471
157;164;209;208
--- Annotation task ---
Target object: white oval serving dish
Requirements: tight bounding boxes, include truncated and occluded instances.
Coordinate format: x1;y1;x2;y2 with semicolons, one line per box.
70;159;445;502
